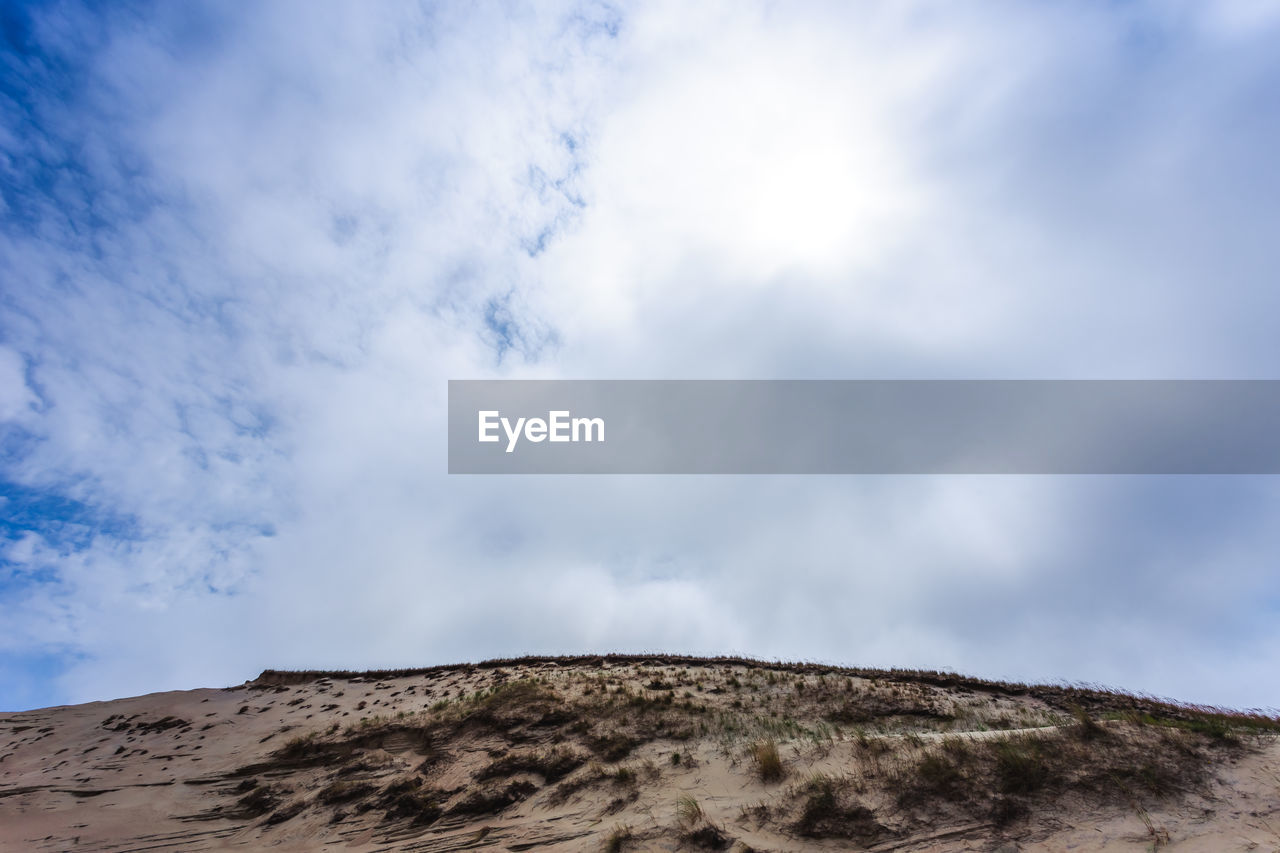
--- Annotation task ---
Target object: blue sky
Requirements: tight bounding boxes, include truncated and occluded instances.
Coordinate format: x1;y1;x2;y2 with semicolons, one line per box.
3;0;1280;711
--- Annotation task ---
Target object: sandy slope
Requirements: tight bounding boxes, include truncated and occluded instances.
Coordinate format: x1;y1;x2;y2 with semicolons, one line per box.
2;657;1278;852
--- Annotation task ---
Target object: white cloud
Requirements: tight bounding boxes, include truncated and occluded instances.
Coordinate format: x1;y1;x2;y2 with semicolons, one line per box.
3;1;1280;712
0;347;34;422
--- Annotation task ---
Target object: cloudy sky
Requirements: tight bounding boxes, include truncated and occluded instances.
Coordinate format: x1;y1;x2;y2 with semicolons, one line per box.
3;0;1280;712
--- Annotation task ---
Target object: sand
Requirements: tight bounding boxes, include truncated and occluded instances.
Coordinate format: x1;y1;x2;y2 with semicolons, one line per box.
2;656;1277;852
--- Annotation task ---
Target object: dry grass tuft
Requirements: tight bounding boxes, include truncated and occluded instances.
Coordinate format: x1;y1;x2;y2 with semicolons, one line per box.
676;792;703;828
750;738;785;782
603;823;632;852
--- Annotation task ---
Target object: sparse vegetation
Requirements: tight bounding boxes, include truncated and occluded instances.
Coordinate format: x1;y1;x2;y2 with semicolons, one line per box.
792;774;885;842
55;655;1274;851
749;738;785;782
447;781;538;817
589;730;639;762
603;823;632;852
316;780;374;805
676;792;703;828
478;746;585;783
1071;704;1106;741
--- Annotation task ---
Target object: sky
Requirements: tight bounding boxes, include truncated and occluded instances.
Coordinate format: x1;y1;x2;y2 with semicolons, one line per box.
2;0;1280;712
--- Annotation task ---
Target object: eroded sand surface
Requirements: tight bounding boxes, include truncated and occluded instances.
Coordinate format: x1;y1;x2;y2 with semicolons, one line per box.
2;656;1278;852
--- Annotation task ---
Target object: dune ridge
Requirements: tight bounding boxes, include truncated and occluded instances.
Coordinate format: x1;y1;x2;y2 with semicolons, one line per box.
3;655;1278;851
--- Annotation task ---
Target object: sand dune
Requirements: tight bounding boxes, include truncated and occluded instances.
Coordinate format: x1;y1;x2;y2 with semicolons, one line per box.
2;656;1278;852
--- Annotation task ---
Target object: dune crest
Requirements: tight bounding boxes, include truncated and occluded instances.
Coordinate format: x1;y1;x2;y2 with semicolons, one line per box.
2;656;1278;851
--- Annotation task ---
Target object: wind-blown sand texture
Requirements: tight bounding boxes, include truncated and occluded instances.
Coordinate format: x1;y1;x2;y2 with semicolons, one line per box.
2;655;1278;851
